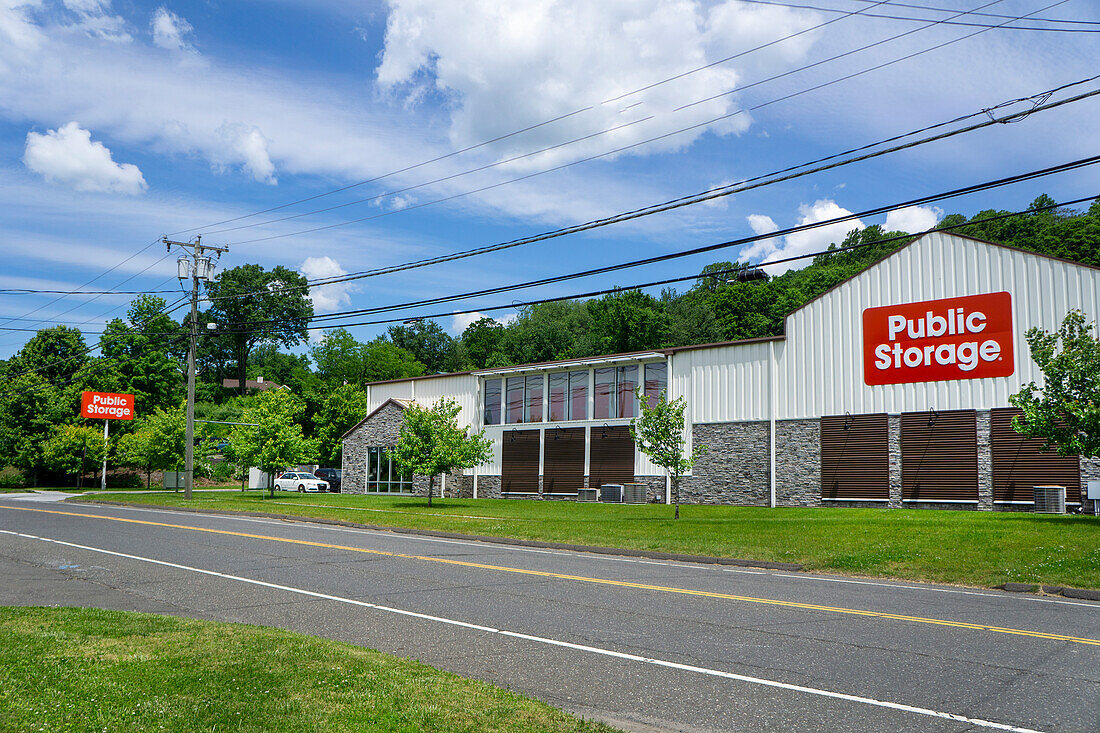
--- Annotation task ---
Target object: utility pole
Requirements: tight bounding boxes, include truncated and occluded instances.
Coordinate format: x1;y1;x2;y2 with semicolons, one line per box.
163;235;228;501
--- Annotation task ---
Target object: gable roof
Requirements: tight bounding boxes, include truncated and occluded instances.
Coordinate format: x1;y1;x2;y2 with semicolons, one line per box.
340;398;414;441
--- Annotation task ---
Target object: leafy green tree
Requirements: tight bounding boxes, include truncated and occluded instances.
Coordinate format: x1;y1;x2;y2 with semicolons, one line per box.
311;329;426;384
248;344;313;390
229;389;319;496
7;326;88;385
205;264;314;395
502;300;596;364
116;406;187;488
1009;310;1100;457
387;320;464;374
630;388;706;520
0;372;69;486
390;398;492;507
461;318;505;369
314;385;370;464
588;290;669;354
99;295;183;416
42;424;106;488
662;289;724;348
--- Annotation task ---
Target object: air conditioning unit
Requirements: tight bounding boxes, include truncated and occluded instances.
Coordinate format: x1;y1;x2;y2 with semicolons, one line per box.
623;483;647;504
599;484;623;502
577;488;597;502
1033;485;1066;514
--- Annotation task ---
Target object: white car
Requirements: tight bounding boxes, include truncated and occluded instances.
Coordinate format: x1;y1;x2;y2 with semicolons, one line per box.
274;472;329;493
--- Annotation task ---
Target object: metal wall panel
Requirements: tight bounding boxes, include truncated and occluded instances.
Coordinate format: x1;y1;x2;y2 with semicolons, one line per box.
366;382;413;412
408;374;479;427
675;342;771;424
991;408;1081;503
543;427;585;493
778;233;1100;419
501;429;540;492
820;413;889;500
590;425;635;489
901;409;978;502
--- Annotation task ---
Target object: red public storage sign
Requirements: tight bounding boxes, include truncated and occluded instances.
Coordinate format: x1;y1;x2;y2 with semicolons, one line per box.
863;292;1014;386
81;392;135;420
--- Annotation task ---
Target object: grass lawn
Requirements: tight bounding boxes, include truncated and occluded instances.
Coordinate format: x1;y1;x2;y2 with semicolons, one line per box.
0;606;618;733
83;492;1100;590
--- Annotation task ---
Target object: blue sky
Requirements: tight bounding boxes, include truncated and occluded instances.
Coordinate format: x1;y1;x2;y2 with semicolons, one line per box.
0;0;1096;360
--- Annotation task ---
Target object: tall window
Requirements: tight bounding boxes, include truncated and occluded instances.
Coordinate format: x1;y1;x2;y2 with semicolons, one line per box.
506;377;525;424
525;375;543;423
595;366;639;419
643;361;668;409
366;447;412;493
484;378;502;425
549;370;588;422
569;370;588;420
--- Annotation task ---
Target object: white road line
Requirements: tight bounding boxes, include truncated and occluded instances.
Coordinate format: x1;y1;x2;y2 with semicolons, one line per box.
0;527;1047;733
42;501;1100;609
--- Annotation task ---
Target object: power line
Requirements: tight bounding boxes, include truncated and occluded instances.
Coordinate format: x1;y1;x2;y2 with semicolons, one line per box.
733;0;1100;31
207;0;1022;239
199;79;1100;308
846;0;1099;25
213;158;1100;332
0;288;179;296
172;0;898;236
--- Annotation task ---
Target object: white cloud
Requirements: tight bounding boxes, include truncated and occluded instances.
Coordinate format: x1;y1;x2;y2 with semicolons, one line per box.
151;7;193;52
300;256;355;313
23;122;147;194
377;0;821;169
217;123;277;184
62;0;131;43
883;205;942;234
743;199;863;274
449;310;515;334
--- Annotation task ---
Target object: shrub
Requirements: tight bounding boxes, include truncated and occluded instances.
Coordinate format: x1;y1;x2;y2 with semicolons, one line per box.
0;466;26;489
212;461;233;482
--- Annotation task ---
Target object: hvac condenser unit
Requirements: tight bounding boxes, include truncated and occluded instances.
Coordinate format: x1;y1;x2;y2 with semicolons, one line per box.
623;483;647;504
599;484;623;502
1033;485;1066;514
577;488;598;502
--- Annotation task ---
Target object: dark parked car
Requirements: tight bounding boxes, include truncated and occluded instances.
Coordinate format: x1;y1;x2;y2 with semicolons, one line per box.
314;468;341;492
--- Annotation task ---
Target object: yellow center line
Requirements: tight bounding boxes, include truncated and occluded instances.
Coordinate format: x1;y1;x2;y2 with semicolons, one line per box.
6;505;1099;647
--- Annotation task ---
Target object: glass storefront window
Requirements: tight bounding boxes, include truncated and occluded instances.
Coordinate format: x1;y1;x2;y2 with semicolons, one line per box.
484;378;502;425
594;367;615;419
617;365;638;419
366;447;412;493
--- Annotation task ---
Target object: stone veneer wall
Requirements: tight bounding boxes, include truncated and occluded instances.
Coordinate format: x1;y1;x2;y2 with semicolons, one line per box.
679;421;770;505
976;410;993;510
1081;457;1100;514
341;402;407;494
887;415;902;508
774;419;820;507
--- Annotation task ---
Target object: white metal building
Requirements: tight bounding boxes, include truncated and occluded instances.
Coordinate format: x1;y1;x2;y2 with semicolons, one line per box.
342;232;1100;510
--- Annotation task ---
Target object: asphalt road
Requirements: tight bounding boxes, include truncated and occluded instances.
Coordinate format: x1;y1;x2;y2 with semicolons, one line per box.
1;495;1098;732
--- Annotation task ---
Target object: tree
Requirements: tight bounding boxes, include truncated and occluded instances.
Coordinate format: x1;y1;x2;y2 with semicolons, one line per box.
588;289;669;354
42;424;106;488
205;264;314;396
387;321;464;374
7;325;88;385
0;372;70;486
462;318;505;369
630;388;706;519
390;398;492;507
310;329;425;385
229;389;319;496
116;406;187;488
1009;309;1100;457
99;295;183;416
314;385;370;464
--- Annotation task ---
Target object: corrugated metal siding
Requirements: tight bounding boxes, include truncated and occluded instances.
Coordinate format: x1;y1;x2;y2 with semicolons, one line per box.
820;413;889;500
367;382;413;412
676;342;771;423
778;233;1100;419
991;408;1081;503
410;374;479;427
901;409;978;502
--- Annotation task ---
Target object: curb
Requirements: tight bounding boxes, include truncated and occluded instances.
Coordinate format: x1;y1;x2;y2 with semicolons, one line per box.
74;499;803;572
999;582;1100;602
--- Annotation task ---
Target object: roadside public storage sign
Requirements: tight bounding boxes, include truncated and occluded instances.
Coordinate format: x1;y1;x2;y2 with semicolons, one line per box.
863;292;1014;386
81;391;135;420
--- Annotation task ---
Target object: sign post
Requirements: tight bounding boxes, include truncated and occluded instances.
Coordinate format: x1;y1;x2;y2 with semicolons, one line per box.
80;392;135;491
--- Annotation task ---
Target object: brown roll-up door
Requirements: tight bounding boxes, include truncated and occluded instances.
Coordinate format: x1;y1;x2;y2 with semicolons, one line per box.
820;413;889;500
502;429;540;492
901;410;978;502
543;428;585;494
590;425;634;489
992;408;1081;503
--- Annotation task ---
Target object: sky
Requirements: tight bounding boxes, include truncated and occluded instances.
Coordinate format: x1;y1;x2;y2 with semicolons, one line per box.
0;0;1096;360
